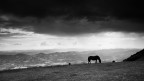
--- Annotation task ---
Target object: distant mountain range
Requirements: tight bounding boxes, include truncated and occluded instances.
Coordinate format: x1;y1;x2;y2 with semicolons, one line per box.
123;49;144;61
0;49;141;70
0;51;84;70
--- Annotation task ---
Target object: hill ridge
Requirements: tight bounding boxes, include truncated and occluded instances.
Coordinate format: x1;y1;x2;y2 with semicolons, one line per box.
123;49;144;61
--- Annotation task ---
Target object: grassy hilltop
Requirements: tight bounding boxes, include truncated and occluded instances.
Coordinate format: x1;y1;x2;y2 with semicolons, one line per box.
0;62;144;81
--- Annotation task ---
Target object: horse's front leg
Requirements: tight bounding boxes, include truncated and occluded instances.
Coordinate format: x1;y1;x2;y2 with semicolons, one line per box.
88;60;91;64
88;61;90;64
95;60;97;63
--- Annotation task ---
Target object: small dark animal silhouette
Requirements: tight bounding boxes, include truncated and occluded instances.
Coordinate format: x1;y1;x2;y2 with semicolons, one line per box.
112;60;115;63
88;55;101;64
68;63;71;65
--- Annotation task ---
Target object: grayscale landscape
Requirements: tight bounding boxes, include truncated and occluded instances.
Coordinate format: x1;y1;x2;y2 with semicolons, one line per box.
0;0;144;81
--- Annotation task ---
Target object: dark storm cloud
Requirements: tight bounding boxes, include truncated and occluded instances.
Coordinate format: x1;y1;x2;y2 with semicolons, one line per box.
32;18;144;35
1;0;143;19
0;0;144;35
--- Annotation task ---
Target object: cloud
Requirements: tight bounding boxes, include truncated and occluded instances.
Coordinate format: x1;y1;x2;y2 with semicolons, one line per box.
0;1;144;20
0;15;144;36
13;43;22;45
31;17;144;36
0;0;144;36
0;15;10;21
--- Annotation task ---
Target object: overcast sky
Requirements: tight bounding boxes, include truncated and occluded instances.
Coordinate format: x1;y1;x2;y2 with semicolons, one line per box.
0;0;144;51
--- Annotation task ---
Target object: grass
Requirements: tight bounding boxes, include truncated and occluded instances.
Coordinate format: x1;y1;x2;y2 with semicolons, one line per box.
0;61;144;81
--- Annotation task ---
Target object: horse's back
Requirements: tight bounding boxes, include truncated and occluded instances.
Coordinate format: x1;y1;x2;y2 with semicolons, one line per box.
88;55;99;60
88;56;95;59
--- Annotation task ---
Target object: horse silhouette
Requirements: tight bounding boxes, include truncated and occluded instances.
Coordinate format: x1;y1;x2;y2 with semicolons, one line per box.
88;55;101;64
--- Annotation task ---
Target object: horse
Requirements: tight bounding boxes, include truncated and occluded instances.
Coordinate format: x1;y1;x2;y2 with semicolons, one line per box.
88;55;101;64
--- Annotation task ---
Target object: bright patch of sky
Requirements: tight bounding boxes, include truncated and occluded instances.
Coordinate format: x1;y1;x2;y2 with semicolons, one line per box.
0;27;144;51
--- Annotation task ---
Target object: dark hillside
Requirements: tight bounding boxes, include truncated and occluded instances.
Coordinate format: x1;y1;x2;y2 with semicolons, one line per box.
123;49;144;61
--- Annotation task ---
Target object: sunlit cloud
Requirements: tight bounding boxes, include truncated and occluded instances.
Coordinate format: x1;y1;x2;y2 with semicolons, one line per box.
0;28;144;51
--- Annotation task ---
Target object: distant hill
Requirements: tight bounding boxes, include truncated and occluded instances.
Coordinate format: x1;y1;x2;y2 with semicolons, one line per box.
0;52;84;70
0;49;141;70
123;49;144;61
34;52;84;63
0;53;44;65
